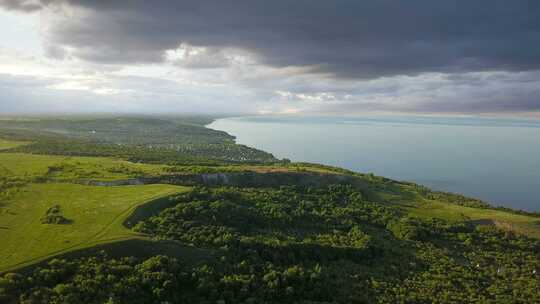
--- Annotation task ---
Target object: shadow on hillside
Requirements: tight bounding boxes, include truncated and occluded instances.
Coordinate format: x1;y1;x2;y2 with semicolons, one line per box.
469;219;495;226
4;238;214;275
233;240;383;265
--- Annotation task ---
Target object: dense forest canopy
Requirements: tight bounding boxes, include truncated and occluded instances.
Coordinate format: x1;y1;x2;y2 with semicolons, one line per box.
2;186;539;303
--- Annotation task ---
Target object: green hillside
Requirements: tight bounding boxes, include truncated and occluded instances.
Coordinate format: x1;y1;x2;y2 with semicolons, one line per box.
0;117;276;163
0;139;28;150
0;118;539;303
405;199;540;238
0;182;187;272
0;153;169;182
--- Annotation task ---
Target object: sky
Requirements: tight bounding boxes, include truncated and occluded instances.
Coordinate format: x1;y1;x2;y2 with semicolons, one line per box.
0;0;539;116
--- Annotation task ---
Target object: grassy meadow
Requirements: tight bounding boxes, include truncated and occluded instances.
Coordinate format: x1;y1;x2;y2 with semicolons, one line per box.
0;139;29;150
0;182;187;272
0;153;169;182
406;199;540;238
376;182;540;238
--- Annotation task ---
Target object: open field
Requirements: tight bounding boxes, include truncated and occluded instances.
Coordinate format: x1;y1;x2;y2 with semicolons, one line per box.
364;181;540;238
405;199;540;238
0;183;188;272
0;153;169;181
0;139;29;150
0;152;346;182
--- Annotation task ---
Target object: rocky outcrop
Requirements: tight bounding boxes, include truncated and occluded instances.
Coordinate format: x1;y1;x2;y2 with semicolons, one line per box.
79;171;361;188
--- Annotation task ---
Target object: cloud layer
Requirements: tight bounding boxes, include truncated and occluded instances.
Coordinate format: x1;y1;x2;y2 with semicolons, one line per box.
4;0;538;78
0;0;539;115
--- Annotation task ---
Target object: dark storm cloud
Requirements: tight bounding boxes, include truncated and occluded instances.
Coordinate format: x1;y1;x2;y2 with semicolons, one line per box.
3;0;540;79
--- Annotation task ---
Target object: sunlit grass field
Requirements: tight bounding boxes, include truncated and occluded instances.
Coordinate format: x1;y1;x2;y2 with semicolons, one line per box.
0;183;188;272
0;139;29;150
0;153;169;181
406;199;540;238
372;182;540;238
0;152;344;181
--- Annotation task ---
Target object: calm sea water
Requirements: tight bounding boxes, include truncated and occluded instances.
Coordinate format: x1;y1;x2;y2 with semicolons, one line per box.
208;115;540;212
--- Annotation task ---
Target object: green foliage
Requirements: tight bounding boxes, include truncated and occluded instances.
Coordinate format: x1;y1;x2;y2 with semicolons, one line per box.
0;183;187;271
135;185;389;250
0;152;169;184
417;184;540;217
0;117;277;164
373;226;540;303
386;217;424;240
0;138;29;150
1;116;540;303
0;255;196;304
3;186;539;303
40;204;70;225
